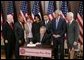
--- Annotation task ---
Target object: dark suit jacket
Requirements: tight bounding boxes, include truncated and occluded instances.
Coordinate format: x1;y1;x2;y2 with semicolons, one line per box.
2;22;15;46
51;18;67;38
14;21;25;46
32;21;42;37
67;20;79;45
41;20;52;34
32;33;51;45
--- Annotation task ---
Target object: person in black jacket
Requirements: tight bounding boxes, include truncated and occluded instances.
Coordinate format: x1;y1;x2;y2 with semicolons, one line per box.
2;14;15;59
32;26;51;45
14;14;25;59
32;15;42;38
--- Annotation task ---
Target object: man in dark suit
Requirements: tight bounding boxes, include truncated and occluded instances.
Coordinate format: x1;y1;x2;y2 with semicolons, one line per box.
32;26;51;45
2;14;15;59
14;14;25;59
66;12;79;59
51;10;67;59
42;14;51;34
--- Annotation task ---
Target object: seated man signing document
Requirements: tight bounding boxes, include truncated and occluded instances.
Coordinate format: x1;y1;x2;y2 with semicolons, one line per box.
32;26;51;45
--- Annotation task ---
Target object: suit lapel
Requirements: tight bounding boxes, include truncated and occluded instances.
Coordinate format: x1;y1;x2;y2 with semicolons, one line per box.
41;33;46;43
6;22;12;31
18;21;24;30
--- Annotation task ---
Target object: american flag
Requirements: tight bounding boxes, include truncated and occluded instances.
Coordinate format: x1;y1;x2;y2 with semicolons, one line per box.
77;1;83;45
47;1;56;20
1;14;3;31
20;1;28;15
31;1;41;20
7;1;13;15
1;4;3;25
60;1;68;23
7;1;14;23
60;1;69;49
20;1;28;22
1;4;3;38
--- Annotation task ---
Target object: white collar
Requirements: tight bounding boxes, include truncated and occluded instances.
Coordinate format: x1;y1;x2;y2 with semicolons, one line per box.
19;21;23;25
7;21;11;24
56;16;60;21
45;20;49;23
70;19;74;24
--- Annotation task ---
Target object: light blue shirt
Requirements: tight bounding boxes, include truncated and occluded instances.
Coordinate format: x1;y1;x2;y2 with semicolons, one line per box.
56;18;59;29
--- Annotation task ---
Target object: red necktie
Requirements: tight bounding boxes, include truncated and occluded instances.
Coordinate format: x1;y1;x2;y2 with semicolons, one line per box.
10;23;13;30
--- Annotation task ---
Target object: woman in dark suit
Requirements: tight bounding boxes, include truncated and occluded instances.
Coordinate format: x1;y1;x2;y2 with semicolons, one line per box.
32;15;42;39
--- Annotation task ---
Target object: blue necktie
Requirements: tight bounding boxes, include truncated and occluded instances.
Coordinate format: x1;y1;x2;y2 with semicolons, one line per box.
56;19;58;29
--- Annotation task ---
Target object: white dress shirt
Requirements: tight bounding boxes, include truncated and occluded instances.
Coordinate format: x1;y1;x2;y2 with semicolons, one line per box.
55;17;60;29
45;20;49;25
27;22;33;38
40;34;44;42
69;19;74;24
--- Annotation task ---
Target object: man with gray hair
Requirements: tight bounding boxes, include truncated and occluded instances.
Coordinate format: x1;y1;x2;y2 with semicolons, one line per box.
2;14;15;59
51;9;67;59
32;26;51;45
66;12;79;59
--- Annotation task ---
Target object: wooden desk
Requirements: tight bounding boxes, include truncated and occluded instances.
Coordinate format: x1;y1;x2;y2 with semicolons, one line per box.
19;44;52;58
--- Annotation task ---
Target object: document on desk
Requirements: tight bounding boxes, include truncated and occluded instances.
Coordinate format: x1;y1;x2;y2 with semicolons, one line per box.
35;42;41;45
27;44;36;47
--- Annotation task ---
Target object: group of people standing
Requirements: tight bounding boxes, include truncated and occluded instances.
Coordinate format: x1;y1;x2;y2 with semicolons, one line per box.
2;9;79;59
